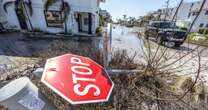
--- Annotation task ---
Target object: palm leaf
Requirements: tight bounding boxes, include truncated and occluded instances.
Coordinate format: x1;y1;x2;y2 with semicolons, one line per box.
3;1;15;13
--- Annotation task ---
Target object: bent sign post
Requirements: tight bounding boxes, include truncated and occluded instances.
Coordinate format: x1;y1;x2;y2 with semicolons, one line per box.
41;54;114;105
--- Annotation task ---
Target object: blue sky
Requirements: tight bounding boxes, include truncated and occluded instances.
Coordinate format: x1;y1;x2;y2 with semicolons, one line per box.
100;0;200;21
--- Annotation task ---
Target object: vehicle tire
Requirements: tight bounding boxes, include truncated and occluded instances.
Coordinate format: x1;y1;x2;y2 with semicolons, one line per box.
156;36;163;45
175;43;182;47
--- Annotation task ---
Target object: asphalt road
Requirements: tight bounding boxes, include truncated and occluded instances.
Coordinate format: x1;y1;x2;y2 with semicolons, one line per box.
0;32;102;72
111;24;208;84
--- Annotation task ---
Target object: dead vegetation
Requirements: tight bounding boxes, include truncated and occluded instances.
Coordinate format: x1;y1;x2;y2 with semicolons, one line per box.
110;50;140;70
1;4;208;108
0;35;208;110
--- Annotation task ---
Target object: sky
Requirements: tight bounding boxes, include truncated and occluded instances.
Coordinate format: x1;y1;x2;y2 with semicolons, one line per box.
100;0;201;21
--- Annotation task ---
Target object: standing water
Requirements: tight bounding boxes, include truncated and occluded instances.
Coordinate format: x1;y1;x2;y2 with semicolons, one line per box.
110;24;146;64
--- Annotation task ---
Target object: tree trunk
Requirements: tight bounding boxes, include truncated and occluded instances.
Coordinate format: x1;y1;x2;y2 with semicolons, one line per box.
22;1;33;31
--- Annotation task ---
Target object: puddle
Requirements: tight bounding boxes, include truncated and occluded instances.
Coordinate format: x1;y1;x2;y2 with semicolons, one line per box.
111;25;146;63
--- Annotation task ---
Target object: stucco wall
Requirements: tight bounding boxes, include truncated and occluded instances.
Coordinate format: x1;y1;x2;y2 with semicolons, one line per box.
168;1;208;32
0;0;100;34
0;0;21;30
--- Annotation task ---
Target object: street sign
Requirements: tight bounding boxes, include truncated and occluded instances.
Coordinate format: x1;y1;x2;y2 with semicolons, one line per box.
41;54;114;105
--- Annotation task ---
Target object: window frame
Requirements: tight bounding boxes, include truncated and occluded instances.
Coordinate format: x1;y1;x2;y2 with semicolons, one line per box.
205;10;208;15
206;24;208;28
44;10;65;28
199;23;204;28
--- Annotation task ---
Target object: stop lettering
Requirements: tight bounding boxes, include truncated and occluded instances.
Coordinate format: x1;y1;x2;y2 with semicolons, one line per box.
41;54;114;105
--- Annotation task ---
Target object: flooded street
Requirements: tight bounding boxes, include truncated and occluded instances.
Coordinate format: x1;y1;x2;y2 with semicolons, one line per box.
110;24;208;84
111;25;146;63
0;33;102;77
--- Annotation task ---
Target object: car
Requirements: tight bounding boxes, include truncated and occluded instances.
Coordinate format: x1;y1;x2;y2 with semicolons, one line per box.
144;21;187;47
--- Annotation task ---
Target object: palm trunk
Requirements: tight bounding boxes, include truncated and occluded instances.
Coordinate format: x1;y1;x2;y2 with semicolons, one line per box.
22;1;33;31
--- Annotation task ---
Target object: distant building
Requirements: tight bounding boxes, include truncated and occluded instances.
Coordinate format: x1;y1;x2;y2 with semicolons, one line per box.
155;0;208;32
0;0;105;35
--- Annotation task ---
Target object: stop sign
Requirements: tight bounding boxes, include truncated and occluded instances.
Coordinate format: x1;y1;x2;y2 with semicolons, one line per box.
41;54;114;105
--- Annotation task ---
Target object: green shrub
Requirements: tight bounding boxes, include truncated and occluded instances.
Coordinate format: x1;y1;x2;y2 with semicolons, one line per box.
180;27;188;31
198;29;208;34
34;28;42;32
96;27;102;34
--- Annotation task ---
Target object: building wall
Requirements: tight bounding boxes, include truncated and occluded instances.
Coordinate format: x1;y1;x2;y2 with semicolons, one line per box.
0;0;101;34
0;0;21;29
168;1;208;32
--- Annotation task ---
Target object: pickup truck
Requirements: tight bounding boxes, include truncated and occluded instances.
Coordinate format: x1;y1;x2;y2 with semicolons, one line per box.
144;21;187;47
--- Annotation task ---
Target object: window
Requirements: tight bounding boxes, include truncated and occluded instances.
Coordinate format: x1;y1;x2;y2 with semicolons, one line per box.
206;24;208;28
192;12;199;16
199;23;204;28
188;13;191;18
205;10;208;15
45;11;64;27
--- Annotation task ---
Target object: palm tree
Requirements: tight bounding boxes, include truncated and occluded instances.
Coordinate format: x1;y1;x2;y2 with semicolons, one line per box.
3;0;33;18
3;0;33;30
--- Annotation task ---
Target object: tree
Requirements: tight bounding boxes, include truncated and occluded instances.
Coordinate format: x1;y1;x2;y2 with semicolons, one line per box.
3;0;33;31
123;14;127;20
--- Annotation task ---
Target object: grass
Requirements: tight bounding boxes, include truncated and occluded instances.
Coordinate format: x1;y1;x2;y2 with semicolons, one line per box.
187;33;208;47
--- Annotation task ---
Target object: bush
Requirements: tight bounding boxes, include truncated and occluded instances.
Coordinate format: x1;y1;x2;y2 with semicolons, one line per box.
198;29;208;34
33;28;43;32
96;27;103;36
180;27;188;31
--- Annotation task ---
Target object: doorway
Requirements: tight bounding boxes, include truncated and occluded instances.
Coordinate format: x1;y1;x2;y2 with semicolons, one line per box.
77;12;92;34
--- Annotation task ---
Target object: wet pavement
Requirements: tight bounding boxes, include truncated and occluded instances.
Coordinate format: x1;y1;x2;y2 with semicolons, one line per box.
0;32;102;70
0;25;208;84
110;24;208;84
111;25;146;64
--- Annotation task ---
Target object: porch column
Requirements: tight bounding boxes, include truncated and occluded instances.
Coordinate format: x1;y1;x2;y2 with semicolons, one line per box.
78;13;82;32
88;13;92;34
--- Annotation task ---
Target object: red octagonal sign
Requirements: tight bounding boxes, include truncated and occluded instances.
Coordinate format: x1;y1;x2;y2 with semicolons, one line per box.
41;54;114;105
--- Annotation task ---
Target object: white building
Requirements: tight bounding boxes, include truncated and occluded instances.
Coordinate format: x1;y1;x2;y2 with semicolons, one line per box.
0;0;105;35
160;0;208;32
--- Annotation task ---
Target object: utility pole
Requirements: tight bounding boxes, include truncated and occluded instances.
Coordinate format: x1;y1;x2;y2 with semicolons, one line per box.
187;0;207;33
164;0;170;20
172;0;184;21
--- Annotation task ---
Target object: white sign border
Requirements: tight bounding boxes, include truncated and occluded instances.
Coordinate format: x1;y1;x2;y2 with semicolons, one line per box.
41;54;114;105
